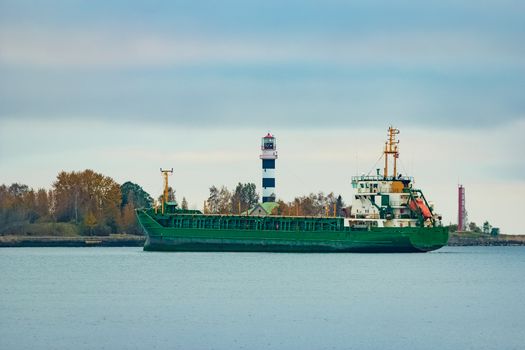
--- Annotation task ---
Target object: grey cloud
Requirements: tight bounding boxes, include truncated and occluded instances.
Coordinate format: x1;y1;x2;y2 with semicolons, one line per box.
1;28;524;69
1;65;523;129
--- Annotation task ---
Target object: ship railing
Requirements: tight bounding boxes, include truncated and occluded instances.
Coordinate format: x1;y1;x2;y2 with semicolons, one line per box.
159;211;346;221
154;211;346;232
351;175;413;183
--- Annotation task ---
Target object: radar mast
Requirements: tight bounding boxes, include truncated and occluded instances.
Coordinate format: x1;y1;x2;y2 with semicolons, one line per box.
384;126;400;178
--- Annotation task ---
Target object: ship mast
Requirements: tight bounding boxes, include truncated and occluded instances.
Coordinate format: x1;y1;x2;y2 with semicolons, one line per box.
383;126;400;178
160;168;173;214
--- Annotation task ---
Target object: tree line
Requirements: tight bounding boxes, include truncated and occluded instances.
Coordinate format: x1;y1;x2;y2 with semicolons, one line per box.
1;169;350;236
273;193;346;217
204;183;259;214
0;169;152;236
3;169;500;236
204;183;347;217
448;221;500;236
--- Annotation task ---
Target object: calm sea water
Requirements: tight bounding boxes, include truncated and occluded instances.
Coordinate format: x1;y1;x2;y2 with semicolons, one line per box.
1;247;524;350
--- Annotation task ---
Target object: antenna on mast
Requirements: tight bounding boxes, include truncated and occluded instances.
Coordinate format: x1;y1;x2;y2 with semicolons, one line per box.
160;168;174;214
383;126;400;178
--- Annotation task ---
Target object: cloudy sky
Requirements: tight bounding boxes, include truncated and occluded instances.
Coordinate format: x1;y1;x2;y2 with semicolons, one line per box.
1;0;524;233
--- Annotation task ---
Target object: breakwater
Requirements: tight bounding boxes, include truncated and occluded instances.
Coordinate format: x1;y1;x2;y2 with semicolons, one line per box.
0;234;145;247
448;233;525;246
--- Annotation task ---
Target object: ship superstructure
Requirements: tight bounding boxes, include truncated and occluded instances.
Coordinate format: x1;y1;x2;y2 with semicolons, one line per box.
349;127;441;229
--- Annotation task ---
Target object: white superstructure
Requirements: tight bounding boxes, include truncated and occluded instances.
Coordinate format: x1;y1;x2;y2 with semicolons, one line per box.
348;127;442;229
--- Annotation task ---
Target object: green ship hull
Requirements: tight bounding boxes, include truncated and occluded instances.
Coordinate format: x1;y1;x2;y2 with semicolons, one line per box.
137;209;448;253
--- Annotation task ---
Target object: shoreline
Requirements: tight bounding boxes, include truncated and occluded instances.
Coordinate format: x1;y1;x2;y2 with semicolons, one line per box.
0;234;145;247
1;232;525;248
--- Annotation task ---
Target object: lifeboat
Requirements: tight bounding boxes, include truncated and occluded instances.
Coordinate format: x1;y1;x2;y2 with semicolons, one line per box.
409;198;432;219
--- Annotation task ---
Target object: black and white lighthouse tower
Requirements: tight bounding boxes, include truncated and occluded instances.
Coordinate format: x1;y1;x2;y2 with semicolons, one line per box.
260;133;278;203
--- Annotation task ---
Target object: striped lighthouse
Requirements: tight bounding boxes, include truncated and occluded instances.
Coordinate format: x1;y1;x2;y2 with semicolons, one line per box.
260;133;278;203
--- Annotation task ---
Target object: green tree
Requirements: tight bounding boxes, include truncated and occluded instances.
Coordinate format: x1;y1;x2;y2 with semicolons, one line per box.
468;222;481;233
119;182;153;234
231;182;259;214
336;195;345;217
207;186;220;214
120;181;153;209
8;183;29;197
482;221;492;234
241;183;259;209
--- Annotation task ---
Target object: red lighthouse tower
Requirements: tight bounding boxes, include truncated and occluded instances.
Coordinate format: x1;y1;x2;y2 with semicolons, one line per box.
458;185;466;231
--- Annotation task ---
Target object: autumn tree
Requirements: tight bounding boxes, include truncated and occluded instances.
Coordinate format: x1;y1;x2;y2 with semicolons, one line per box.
218;186;231;214
1;173;156;236
206;185;236;214
53;170;121;235
0;184;25;230
157;186;176;203
301;194;317;216
0;183;55;233
272;199;289;216
84;211;97;235
0;185;8;228
120;200;138;234
23;189;38;223
0;184;31;231
35;188;51;219
271;192;345;217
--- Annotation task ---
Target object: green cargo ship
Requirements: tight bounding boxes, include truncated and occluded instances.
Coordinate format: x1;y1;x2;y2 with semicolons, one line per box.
137;127;448;253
